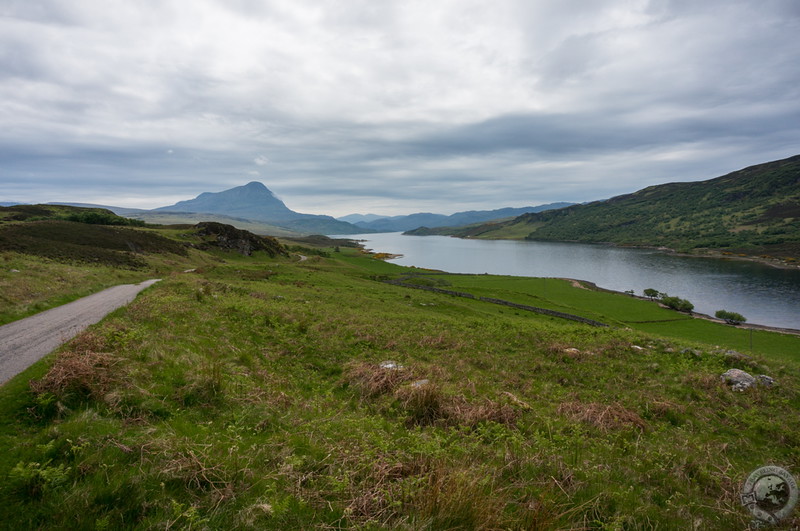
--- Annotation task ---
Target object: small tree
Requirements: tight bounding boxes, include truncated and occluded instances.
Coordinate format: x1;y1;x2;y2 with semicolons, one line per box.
715;310;746;325
643;288;660;300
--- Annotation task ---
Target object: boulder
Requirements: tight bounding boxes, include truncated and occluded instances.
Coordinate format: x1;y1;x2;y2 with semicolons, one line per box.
721;369;756;391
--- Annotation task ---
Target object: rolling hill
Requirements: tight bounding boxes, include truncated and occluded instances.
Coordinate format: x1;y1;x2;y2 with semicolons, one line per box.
436;155;800;260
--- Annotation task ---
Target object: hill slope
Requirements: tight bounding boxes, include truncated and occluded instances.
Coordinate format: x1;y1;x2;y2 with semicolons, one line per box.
446;155;800;260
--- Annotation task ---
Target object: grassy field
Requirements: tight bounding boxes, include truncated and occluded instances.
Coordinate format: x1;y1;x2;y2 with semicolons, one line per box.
1;231;798;529
417;273;800;363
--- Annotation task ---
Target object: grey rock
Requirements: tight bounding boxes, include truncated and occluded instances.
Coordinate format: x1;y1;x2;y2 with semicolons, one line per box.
379;360;403;370
757;374;777;387
411;379;430;387
721;368;756;391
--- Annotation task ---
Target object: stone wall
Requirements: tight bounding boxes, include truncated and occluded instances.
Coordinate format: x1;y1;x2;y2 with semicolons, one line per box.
385;280;608;327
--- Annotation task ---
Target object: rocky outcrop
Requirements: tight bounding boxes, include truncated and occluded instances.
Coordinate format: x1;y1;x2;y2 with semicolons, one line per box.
195;222;287;257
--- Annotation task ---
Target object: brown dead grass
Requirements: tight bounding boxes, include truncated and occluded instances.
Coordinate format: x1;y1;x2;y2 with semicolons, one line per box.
30;332;120;402
395;383;520;427
557;401;647;432
344;361;415;397
345;361;521;427
446;395;520;428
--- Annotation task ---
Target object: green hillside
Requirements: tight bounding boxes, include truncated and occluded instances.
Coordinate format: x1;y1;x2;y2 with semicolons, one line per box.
446;155;800;261
1;212;799;528
0;204;145;226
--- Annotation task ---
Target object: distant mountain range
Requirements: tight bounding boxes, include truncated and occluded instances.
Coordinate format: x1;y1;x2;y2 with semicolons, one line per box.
337;213;386;224
416;155;800;260
20;182;573;236
340;203;574;233
6;156;798;258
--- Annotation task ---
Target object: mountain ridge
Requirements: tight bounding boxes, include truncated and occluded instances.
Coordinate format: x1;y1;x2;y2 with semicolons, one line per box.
348;203;575;232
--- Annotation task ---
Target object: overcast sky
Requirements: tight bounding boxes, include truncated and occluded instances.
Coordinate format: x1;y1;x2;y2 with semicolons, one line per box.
1;0;799;216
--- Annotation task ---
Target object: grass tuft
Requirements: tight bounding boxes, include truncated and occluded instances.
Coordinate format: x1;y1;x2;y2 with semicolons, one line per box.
395;382;520;428
557;400;647;432
343;361;414;397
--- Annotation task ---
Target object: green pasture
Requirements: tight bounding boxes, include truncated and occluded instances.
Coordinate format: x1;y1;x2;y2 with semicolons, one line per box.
0;227;798;529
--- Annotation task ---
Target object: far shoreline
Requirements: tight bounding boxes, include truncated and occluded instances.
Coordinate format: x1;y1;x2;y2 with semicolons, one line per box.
567;278;800;337
356;234;800;334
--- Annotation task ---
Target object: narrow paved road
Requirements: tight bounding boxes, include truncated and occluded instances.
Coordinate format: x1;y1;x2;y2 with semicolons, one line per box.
0;279;160;385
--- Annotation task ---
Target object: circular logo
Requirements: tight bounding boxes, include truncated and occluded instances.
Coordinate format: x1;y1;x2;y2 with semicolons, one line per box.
741;466;798;524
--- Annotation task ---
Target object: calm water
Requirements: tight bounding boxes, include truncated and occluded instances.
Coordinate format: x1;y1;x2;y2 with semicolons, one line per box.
358;232;800;330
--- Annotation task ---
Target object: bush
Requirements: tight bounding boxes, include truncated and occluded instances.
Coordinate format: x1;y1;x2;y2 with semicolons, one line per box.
65;211;145;226
715;310;746;325
661;296;694;313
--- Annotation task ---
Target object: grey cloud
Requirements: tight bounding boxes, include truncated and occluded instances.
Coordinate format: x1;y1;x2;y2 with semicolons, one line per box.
1;1;798;215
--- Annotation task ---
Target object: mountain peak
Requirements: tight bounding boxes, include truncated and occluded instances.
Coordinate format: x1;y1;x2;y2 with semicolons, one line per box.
155;181;293;220
244;181;269;191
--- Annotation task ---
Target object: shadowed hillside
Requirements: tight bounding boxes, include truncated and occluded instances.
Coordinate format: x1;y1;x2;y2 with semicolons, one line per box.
0;206;288;268
0;220;186;269
439;155;800;261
